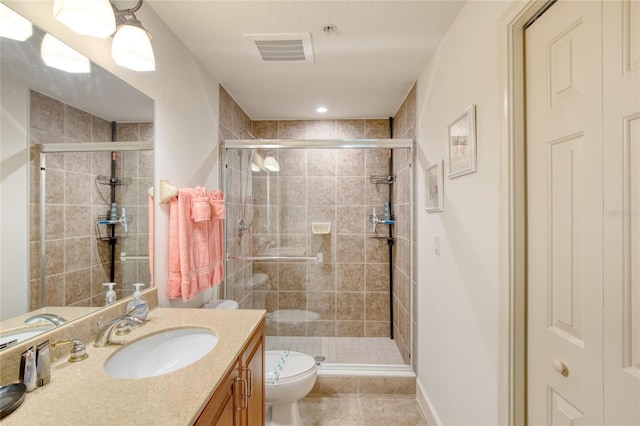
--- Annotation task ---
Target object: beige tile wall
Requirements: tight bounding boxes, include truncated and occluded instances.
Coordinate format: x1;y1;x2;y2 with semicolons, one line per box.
218;87;254;309
219;84;415;358
391;84;416;366
29;90;153;310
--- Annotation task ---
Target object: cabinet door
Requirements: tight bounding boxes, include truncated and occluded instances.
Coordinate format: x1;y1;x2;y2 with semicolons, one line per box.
195;361;239;426
240;320;265;426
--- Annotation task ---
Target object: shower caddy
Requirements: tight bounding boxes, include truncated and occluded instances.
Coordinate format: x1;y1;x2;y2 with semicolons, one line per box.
94;122;131;282
369;150;396;340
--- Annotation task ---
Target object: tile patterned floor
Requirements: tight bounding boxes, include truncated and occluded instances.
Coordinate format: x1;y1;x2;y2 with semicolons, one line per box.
265;336;405;365
298;395;428;426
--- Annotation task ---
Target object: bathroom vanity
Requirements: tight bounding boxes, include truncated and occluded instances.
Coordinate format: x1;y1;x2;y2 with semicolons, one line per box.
195;318;264;425
0;302;265;425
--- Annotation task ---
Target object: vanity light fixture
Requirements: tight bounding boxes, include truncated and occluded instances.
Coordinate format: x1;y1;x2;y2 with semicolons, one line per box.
51;0;155;72
0;3;33;41
53;0;116;39
40;33;91;73
111;1;155;71
263;156;280;172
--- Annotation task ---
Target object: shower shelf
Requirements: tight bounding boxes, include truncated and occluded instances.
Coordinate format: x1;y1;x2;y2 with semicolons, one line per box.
369;174;395;185
96;175;131;186
371;236;396;242
95;215;132;240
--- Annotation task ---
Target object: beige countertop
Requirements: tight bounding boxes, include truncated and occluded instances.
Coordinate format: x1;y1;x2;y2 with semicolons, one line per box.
1;307;265;426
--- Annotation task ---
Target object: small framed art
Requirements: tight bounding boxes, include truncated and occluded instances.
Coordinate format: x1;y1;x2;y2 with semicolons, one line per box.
447;104;477;178
425;160;444;212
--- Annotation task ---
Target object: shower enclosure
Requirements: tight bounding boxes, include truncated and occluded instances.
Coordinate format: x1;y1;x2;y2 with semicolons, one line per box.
223;139;414;370
32;140;152;309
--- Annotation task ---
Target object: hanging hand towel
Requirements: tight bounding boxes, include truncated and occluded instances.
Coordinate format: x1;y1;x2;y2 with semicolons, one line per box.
167;187;226;302
191;187;211;223
207;190;225;288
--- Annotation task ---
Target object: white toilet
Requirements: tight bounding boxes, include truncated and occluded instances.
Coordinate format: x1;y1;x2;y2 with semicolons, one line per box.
202;299;239;310
203;301;317;425
265;350;318;426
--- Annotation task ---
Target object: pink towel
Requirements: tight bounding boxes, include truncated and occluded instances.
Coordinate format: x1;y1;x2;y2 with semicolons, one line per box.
167;187;225;301
191;187;211;222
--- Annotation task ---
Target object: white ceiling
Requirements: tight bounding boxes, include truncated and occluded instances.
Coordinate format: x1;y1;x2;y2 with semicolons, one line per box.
147;1;464;121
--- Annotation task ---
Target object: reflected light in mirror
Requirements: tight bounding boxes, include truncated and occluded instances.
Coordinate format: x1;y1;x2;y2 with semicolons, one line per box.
0;3;33;41
112;19;155;71
263;156;280;172
40;33;91;73
53;0;115;39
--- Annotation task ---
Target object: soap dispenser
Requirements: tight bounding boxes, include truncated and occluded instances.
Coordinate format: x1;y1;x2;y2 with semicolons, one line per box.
103;282;117;305
126;283;148;321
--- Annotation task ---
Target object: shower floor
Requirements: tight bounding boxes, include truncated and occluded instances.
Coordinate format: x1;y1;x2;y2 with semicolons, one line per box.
265;336;405;365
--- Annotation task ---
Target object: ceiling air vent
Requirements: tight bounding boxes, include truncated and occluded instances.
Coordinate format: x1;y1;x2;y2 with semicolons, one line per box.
245;33;314;63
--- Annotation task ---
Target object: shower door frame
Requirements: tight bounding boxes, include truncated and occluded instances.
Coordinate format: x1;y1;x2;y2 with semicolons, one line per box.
221;139;415;366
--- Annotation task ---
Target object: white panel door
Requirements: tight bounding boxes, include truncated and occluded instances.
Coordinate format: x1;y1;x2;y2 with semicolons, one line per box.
602;1;640;424
525;1;604;424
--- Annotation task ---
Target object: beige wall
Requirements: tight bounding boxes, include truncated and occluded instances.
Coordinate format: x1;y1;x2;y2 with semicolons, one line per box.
415;1;509;424
29;91;153;309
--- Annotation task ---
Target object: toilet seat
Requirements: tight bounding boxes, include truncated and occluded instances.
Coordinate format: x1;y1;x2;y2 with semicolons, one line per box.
265;350;316;385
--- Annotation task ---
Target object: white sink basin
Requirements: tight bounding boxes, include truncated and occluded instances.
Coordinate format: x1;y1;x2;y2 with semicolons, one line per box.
0;326;54;350
104;328;217;379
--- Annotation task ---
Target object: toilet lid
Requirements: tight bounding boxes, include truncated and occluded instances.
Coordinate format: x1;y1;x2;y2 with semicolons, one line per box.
265;350;316;384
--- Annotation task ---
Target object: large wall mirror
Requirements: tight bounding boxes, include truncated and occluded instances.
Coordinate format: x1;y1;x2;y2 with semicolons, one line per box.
0;5;154;349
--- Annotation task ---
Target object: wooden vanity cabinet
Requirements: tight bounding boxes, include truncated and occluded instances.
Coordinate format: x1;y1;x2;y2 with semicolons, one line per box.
239;320;264;425
195;319;265;426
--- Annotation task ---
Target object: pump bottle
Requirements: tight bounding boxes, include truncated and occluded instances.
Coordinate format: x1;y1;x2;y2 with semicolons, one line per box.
103;282;117;305
126;283;148;320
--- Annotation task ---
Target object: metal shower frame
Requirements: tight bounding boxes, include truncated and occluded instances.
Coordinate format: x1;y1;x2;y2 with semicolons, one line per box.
221;138;415;364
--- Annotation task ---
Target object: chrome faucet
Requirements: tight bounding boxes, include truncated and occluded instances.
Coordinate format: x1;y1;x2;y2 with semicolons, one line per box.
94;313;146;347
371;207;379;233
24;313;67;326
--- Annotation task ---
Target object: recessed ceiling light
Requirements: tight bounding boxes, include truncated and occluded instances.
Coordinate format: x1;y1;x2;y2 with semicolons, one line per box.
316;107;328;113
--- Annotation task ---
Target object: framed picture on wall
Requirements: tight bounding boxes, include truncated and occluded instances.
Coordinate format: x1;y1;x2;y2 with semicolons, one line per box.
425;160;444;212
446;104;477;178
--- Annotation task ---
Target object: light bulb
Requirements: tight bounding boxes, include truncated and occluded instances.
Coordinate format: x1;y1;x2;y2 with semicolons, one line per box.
41;33;90;73
53;0;115;39
0;3;33;41
263;156;280;172
111;20;155;72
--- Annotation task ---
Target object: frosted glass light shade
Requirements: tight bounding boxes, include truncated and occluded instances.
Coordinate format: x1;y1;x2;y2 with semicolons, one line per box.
41;33;90;73
53;0;115;39
0;3;33;41
263;156;280;172
111;21;155;72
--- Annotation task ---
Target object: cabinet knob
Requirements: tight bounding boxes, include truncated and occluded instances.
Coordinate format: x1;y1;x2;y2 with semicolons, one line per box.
552;359;568;377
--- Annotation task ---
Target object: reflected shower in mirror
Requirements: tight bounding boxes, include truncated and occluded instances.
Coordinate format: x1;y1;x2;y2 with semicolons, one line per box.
0;5;154;347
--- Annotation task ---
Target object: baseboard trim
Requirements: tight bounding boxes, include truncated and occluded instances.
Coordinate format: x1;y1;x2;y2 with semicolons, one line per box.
416;378;442;426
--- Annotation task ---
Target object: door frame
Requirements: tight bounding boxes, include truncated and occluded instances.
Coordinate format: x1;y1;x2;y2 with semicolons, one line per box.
497;1;551;424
